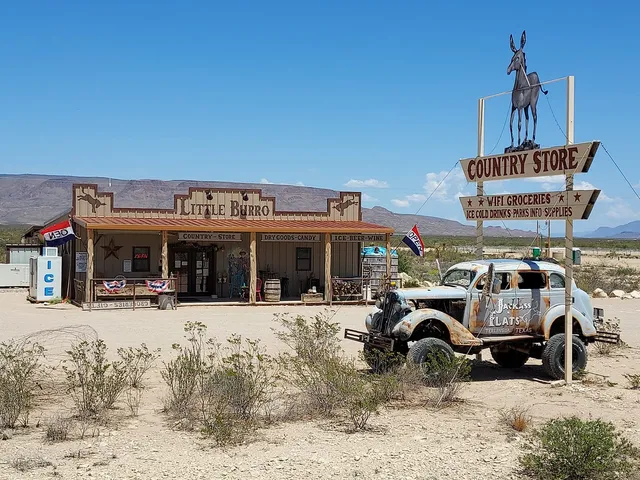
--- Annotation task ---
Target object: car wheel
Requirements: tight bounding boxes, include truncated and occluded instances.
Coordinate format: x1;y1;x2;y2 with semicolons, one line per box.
490;347;530;368
407;338;455;380
542;334;588;380
363;344;404;374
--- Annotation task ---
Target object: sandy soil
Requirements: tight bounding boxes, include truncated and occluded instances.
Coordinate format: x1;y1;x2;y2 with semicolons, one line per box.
1;291;640;479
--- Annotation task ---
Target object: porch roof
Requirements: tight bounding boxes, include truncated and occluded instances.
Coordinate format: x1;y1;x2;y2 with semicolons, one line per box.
74;216;394;234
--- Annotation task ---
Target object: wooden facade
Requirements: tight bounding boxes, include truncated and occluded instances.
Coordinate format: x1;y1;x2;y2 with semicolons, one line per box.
69;184;393;305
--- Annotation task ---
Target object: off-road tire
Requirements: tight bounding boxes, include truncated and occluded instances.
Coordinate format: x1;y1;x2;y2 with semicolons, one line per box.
408;337;454;365
363;344;404;374
490;347;530;368
542;334;588;380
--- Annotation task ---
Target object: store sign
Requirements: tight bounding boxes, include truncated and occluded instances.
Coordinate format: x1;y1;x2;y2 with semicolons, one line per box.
459;190;600;221
177;232;242;242
331;234;386;242
82;299;152;311
460;142;600;182
262;233;321;242
75;252;88;273
178;199;271;218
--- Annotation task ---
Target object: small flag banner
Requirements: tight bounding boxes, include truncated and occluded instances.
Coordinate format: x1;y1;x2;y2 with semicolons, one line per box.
103;279;126;293
40;219;75;247
402;224;425;257
146;279;169;293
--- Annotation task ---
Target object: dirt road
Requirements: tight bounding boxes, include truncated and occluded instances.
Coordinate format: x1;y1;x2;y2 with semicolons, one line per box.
1;291;639;479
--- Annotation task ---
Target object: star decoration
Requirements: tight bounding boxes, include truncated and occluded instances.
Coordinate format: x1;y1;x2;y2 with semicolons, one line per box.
102;238;123;260
478;198;485;206
558;194;565;202
467;199;473;207
573;192;582;202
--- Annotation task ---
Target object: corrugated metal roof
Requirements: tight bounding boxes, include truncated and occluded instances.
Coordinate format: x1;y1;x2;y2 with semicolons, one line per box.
74;216;394;233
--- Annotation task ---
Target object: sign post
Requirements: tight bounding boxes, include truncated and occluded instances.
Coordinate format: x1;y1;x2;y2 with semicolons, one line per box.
466;60;595;385
564;75;575;384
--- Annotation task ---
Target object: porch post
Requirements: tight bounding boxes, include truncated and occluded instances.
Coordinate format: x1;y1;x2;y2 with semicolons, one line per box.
249;231;257;304
86;229;94;303
161;231;168;278
385;233;391;281
324;233;332;304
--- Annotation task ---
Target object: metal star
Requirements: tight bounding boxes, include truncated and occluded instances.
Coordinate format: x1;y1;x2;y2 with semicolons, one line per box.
102;238;123;260
573;192;582;202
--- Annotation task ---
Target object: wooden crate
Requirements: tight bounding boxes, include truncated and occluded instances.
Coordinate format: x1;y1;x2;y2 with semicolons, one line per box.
301;293;324;304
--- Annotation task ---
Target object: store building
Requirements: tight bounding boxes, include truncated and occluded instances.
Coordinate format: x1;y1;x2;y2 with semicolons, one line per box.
65;183;394;305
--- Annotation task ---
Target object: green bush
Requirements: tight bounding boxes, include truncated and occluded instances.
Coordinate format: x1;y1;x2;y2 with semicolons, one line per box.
64;339;156;419
519;416;640;480
421;352;471;407
0;341;44;428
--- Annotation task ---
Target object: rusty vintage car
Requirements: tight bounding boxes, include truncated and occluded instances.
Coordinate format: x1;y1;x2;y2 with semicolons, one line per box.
345;259;615;380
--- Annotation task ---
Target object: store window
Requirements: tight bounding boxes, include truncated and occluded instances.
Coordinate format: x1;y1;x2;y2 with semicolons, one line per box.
132;247;151;272
296;247;312;271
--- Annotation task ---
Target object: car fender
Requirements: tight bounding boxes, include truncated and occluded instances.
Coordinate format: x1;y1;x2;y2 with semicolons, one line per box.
541;305;597;339
391;308;482;346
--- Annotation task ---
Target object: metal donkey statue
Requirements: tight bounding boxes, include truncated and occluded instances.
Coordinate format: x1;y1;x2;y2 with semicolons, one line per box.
506;30;548;153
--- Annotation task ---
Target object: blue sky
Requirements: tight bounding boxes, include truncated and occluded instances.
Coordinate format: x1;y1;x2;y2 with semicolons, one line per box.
1;1;638;233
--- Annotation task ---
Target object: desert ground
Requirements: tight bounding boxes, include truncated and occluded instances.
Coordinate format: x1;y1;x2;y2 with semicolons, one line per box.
1;290;640;480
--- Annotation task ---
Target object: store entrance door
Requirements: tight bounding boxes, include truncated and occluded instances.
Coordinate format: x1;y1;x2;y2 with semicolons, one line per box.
170;247;215;297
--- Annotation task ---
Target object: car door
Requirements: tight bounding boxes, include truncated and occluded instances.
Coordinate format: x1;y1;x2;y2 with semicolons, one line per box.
513;270;548;334
468;271;517;336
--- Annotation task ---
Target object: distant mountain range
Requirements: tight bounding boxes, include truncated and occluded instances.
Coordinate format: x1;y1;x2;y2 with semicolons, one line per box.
580;221;640;239
0;174;536;237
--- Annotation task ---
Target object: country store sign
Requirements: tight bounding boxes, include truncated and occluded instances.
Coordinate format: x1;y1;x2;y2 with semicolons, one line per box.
460;142;601;221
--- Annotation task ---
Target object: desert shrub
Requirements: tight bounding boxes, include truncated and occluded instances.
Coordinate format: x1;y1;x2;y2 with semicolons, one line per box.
500;406;532;432
625;374;640;390
11;456;53;472
519;417;640;480
402;278;421;288
161;321;211;416
274;312;347;415
0;341;44;428
199;335;278;445
118;344;160;416
46;415;72;442
274;312;392;430
421;352;471;407
64;339;154;418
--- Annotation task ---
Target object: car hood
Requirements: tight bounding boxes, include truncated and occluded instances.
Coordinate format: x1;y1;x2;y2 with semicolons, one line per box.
396;286;468;301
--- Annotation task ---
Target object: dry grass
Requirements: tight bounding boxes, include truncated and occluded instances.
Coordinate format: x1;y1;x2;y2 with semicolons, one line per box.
625;374;640;390
11;455;53;472
500;406;533;432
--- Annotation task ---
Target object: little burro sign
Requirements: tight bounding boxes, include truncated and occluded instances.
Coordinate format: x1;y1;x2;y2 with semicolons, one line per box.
460;189;600;221
461;142;600;182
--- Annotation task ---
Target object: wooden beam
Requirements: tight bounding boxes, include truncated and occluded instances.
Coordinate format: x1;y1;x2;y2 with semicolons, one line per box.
385;233;391;281
86;229;94;303
161;230;168;278
249;231;257;304
324;233;332;304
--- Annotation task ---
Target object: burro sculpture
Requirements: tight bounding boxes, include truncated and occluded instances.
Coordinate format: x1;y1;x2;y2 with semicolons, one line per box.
506;30;548;153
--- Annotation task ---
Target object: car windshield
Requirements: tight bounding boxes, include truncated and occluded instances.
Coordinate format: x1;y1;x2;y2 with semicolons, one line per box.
441;269;476;288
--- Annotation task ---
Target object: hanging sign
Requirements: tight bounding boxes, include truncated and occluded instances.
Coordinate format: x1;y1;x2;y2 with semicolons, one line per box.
331;234;387;242
459;189;600;221
75;252;88;273
460;142;600;182
177;232;242;242
261;233;321;242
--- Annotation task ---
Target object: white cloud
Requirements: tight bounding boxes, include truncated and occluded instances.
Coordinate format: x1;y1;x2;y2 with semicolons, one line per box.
574;181;612;201
526;175;565;184
295;181;305;186
422;168;470;202
391;198;410;208
259;178;273;184
344;178;389;188
606;199;640;220
362;193;378;203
